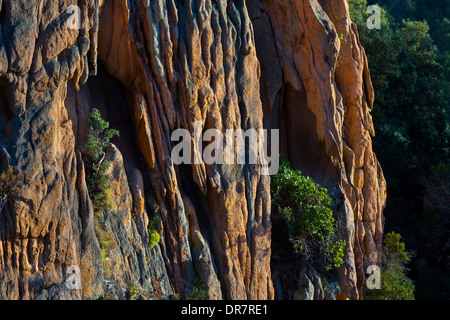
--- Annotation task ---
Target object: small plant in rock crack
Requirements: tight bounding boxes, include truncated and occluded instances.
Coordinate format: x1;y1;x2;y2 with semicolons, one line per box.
94;219;116;279
187;277;208;300
147;215;161;249
84;108;119;214
128;285;151;300
271;156;346;270
0;166;23;211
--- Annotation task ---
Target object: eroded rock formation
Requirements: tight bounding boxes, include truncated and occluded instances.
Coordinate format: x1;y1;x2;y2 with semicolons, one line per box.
248;0;386;299
0;0;385;300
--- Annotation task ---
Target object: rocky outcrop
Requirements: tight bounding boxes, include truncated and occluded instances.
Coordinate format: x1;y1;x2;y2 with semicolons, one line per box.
94;0;273;300
0;0;385;300
248;0;386;299
0;0;102;300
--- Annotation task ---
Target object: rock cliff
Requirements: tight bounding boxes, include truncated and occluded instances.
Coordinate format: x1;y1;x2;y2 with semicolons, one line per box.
0;0;385;300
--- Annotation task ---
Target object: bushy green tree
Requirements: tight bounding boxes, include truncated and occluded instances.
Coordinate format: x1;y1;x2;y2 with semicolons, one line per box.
364;232;415;300
271;156;346;270
84;108;119;213
367;0;450;52
412;163;450;299
421;162;450;214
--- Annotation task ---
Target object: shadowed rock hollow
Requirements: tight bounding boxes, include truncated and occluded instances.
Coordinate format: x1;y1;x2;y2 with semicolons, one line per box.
0;0;385;300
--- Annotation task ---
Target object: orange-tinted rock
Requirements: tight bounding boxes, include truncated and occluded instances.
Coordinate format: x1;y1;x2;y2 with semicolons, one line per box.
249;0;386;299
0;0;384;301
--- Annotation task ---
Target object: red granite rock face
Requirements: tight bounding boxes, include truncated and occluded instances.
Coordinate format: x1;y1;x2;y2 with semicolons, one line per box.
249;0;386;299
0;0;384;300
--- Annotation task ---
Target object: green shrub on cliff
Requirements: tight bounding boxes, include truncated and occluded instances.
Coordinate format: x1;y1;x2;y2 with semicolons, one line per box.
187;277;208;300
147;215;161;249
84;108;119;213
364;232;415;300
271;156;346;270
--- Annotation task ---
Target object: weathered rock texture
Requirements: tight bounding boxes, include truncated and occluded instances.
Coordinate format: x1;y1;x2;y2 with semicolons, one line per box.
0;0;385;300
248;0;386;299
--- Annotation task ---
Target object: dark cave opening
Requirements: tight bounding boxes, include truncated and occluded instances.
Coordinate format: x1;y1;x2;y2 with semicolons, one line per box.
279;83;331;185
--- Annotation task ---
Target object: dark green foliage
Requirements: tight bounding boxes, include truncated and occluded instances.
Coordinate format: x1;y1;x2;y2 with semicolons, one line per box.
418;162;450;257
349;1;449;186
271;156;346;270
367;0;450;52
348;0;449;299
415;266;450;300
375;265;415;300
84;108;119;213
364;232;415;300
421;162;450;214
